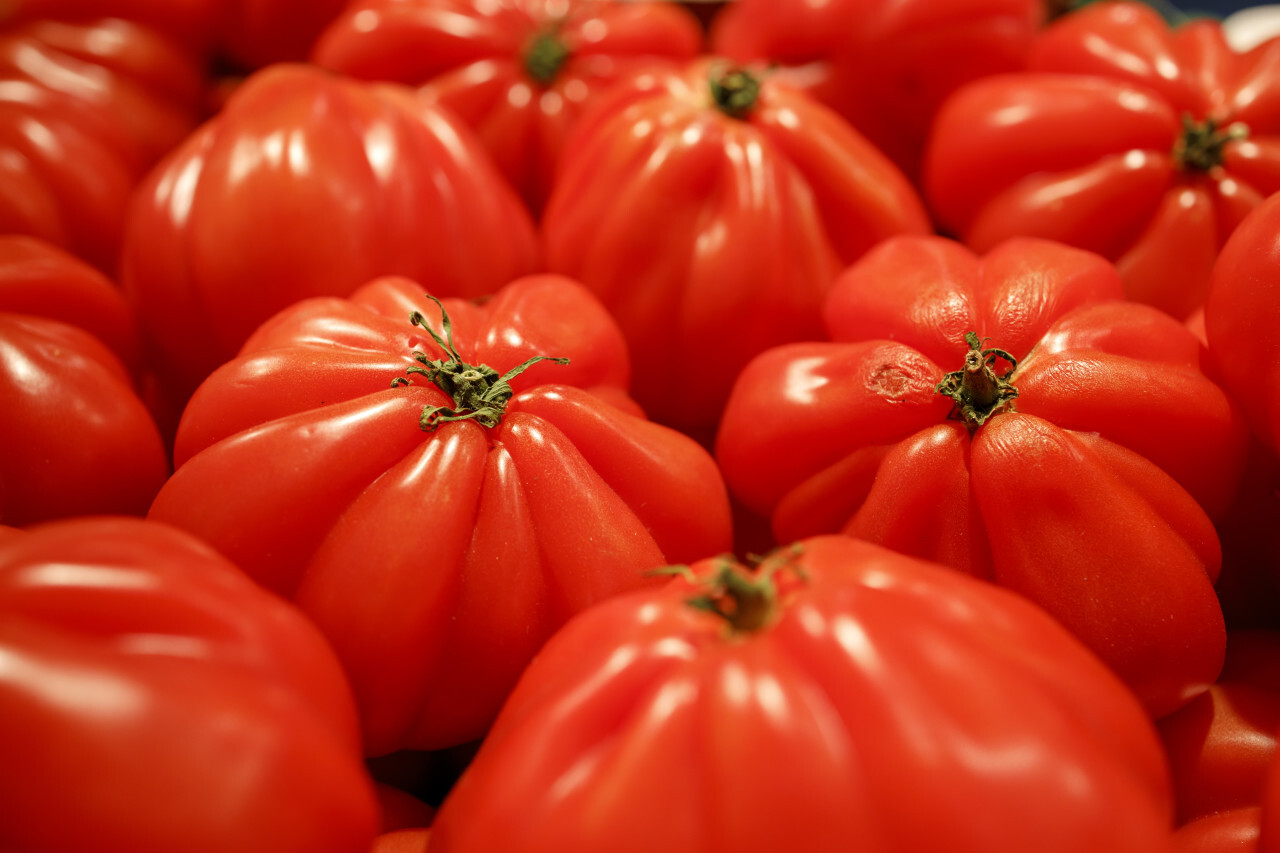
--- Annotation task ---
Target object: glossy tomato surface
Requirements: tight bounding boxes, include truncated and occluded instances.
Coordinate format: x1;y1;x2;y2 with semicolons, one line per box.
543;57;931;436
313;0;703;214
925;1;1280;319
0;517;379;853
716;235;1248;718
122;63;538;411
429;536;1176;853
711;0;1044;182
150;274;733;754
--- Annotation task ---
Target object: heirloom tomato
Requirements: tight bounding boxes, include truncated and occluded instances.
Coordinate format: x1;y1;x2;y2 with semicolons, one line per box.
710;0;1044;183
0;17;204;273
312;0;703;215
149;274;733;755
0;238;166;525
543;57;931;437
122;63;538;413
428;536;1176;853
0;518;379;853
925;1;1280;320
1159;631;1280;824
1205;188;1280;458
716;235;1248;718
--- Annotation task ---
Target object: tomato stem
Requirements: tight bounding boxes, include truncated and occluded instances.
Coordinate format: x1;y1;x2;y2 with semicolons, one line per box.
391;295;569;431
1174;113;1248;172
935;331;1019;432
681;545;806;633
709;65;760;120
524;29;570;87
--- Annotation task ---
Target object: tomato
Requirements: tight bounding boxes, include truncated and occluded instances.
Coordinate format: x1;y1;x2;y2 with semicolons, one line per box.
428;536;1176;852
1159;631;1280;824
542;57;931;437
121;63;538;414
924;1;1280;320
716;235;1247;718
1174;808;1261;853
1205;187;1280;459
0;517;379;853
0;17;205;272
148;273;734;754
709;0;1044;183
0;237;167;525
312;0;704;215
375;829;431;853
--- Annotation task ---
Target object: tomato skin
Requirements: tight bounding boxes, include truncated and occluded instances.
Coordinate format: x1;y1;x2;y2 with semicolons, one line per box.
543;57;931;435
427;535;1175;852
149;274;733;754
924;1;1280;320
1205;189;1280;459
1174;808;1261;853
0;18;204;273
709;0;1043;183
0;517;379;853
716;235;1246;718
122;63;538;411
313;0;703;214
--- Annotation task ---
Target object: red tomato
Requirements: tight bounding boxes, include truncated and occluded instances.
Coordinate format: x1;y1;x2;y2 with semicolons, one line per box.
1175;808;1261;853
122;63;538;413
312;0;703;215
149;274;734;754
0;17;205;272
1205;188;1280;459
716;235;1247;718
1159;631;1280;824
0;517;379;853
376;829;431;853
710;0;1044;183
925;1;1280;320
428;536;1176;852
543;57;931;437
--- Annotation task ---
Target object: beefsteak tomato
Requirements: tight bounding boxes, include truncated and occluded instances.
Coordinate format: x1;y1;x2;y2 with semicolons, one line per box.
312;0;704;215
149;273;734;754
428;536;1176;852
121;62;538;413
542;57;931;436
925;1;1280;320
0;517;379;853
715;235;1248;718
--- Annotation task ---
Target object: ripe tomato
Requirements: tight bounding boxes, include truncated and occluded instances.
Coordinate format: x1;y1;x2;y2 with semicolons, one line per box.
429;536;1176;852
716;235;1248;718
710;0;1044;183
0;517;380;853
312;0;704;214
1205;188;1280;459
0;17;205;272
149;274;733;754
1174;808;1261;853
925;1;1280;320
543;57;931;436
122;63;538;413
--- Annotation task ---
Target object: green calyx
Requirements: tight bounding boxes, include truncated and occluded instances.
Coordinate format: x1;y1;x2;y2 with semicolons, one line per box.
524;29;571;87
656;545;806;634
709;65;761;120
391;295;568;432
935;331;1019;432
1174;113;1248;172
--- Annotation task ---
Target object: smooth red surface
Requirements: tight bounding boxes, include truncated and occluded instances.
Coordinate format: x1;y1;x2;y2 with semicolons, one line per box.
121;63;539;410
0;518;379;853
1175;808;1261;853
543;57;931;435
925;2;1280;319
428;536;1176;852
716;235;1247;718
313;0;703;214
150;274;733;754
711;0;1043;182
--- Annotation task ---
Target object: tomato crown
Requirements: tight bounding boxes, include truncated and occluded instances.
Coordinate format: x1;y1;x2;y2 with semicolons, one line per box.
936;331;1020;432
391;295;569;431
658;544;808;634
1173;113;1248;172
